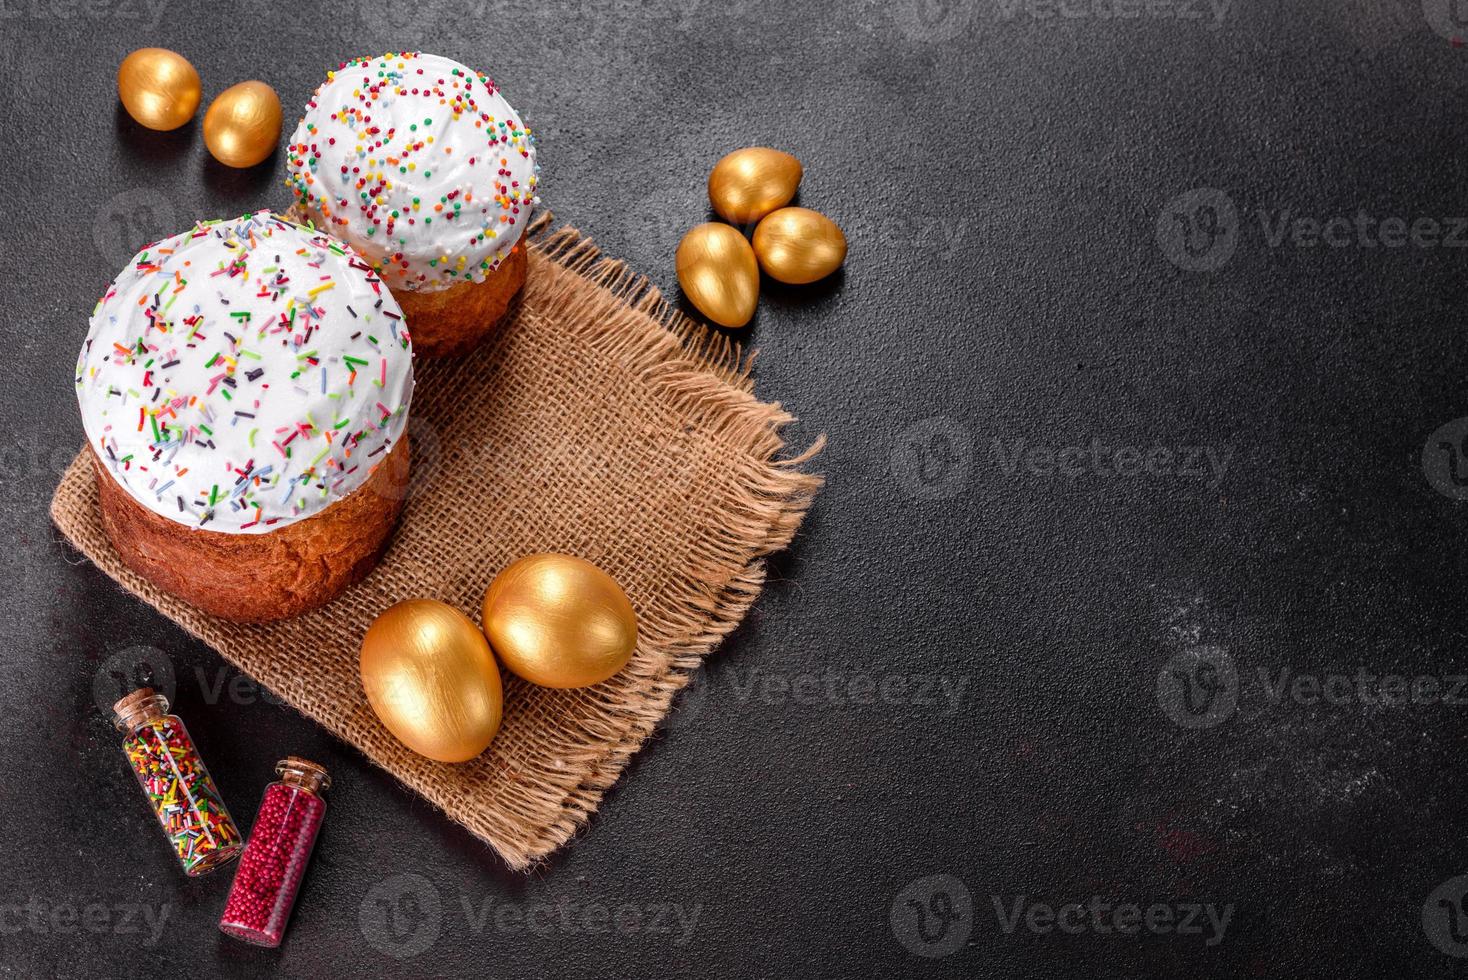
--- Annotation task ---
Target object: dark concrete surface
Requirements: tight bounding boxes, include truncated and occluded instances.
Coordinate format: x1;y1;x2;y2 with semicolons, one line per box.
3;0;1468;976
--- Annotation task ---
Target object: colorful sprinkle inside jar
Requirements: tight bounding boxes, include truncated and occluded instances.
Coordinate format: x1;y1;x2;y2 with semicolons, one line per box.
114;688;243;876
219;757;330;947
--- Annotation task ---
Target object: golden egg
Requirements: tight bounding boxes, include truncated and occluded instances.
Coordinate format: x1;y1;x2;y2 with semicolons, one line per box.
360;599;504;763
676;223;760;328
203;80;282;168
117;48;201;132
708;147;803;224
752;207;848;285
482;554;639;689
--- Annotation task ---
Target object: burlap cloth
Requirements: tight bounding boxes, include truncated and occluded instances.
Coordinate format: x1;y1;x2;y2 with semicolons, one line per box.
50;214;822;870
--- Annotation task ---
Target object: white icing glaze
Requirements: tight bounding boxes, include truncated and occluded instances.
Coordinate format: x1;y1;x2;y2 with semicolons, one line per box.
285;52;539;292
75;210;414;534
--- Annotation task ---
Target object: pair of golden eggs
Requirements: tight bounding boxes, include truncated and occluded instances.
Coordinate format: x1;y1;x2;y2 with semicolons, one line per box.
677;147;848;329
117;47;281;168
359;555;639;763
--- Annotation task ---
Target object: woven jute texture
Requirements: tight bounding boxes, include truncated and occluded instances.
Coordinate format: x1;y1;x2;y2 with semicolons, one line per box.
50;216;822;870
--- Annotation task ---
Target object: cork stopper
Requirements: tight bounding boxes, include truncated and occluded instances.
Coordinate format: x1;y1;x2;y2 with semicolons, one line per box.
112;688;169;732
276;756;331;796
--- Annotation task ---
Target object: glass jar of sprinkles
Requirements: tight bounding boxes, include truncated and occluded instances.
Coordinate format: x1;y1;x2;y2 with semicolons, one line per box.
218;757;331;947
113;688;243;876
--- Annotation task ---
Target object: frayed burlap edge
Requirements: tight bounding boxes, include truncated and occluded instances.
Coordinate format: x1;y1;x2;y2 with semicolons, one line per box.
50;212;823;869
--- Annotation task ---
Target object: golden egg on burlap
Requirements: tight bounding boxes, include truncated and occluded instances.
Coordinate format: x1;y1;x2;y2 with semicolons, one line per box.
482;554;639;689
360;599;504;763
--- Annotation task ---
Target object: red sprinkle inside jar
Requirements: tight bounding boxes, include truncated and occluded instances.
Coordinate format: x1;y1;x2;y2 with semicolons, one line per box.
219;757;330;947
114;688;242;877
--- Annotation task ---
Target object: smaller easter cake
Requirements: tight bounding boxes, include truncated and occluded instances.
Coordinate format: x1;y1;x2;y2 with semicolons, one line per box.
286;52;539;357
75;210;415;622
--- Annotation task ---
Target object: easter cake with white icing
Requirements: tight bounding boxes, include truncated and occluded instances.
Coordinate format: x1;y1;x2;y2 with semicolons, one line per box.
286;52;539;357
75;210;415;621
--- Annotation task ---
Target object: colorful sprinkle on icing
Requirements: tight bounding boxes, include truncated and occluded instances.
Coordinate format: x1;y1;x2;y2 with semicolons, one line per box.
76;210;415;534
284;52;540;292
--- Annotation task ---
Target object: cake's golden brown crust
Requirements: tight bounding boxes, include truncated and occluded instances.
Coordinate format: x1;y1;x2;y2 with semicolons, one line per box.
93;439;410;623
292;203;527;358
393;234;528;357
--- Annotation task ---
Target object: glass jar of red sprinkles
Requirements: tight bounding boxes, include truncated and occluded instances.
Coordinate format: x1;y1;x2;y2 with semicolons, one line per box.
218;756;331;947
113;688;243;876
